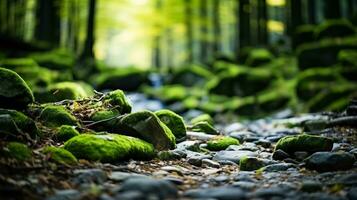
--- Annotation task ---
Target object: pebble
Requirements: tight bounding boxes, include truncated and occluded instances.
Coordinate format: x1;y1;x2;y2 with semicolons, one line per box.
213;150;258;164
72;169;107;185
272;149;290;160
260;163;297;172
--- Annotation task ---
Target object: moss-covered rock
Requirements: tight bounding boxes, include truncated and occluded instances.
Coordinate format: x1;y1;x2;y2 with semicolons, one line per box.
0;67;34;109
274;134;333;155
118;111;176;150
297;37;357;70
28;49;74;70
169;65;213;87
314;20;356;40
206;136;239;151
239;157;265;171
93;67;149;91
35;82;93;103
103;90;132;114
56;125;80;142
2;142;32;161
155;109;186;140
42;146;77;165
64;133;155;162
338;50;357;67
191;121;219;135
190;114;214;126
244;48;274;67
292;25;316;49
0;58;38;69
39;106;78;127
0;109;40;139
13;66;59;89
89;109;120;132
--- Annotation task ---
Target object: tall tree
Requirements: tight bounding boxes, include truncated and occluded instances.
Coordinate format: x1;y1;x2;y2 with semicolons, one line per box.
184;0;194;63
35;0;61;46
257;0;268;45
199;0;209;62
212;0;221;54
287;0;303;35
324;0;341;19
238;0;251;49
307;0;316;24
80;0;96;60
152;0;162;68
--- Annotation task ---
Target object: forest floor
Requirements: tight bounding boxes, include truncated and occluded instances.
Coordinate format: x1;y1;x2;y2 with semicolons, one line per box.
1;107;357;200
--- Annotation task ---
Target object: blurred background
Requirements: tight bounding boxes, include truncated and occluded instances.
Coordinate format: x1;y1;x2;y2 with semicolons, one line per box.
0;0;357;120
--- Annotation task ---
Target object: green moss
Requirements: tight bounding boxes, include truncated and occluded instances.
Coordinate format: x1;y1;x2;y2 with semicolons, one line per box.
191;121;219;135
89;110;120;132
338;50;357;67
94;67;149;91
245;48;274;67
142;84;187;103
42;146;77;165
155;109;186;140
35;82;93;103
314;20;356;40
190;114;214;125
0;109;40;139
0;67;34;109
3;142;32;161
104;90;132;114
13;66;58;89
206;136;239;151
239;157;265;171
274;134;333;155
64;133;155;162
56;125;80;142
39;106;78;127
0;58;38;69
119;111;176;150
293;25;316;49
170;65;214;87
28;49;74;70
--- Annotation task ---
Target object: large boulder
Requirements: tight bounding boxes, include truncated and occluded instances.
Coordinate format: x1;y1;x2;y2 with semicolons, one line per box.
275;134;333;155
0;67;34;109
118;111;176;150
64;134;155;162
0;109;40;140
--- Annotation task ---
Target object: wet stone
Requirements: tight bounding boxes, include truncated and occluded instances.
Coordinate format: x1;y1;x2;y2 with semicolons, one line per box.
260;163;297;172
213;150;258;164
184;186;247;200
72;169;107;185
300;180;323;192
305;152;355;172
46;189;81;200
294;151;309;161
109;171;148;182
202;159;221;168
232;181;257;191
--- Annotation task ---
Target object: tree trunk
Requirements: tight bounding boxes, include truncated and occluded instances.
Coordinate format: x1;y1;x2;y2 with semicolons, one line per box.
307;0;316;24
152;0;162;68
80;0;96;60
239;0;251;49
324;0;341;19
212;0;221;55
288;0;303;35
184;0;194;64
199;0;209;62
257;0;268;45
35;0;61;46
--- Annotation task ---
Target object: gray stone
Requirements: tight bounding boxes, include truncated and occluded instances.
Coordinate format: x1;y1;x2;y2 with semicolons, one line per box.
46;189;81;200
347;187;357;200
72;169;107;185
305;152;355;172
184;187;247;200
260;163;297;172
232;181;257;191
300;180;323;192
272;149;290;160
294;151;309;161
109;171;148;182
202;159;221;168
213;150;258;164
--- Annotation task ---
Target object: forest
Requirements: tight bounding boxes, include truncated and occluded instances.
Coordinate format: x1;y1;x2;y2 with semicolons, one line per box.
0;0;357;200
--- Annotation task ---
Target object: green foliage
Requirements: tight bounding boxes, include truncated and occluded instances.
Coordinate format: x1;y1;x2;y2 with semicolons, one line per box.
0;109;40;139
206;136;239;151
42;146;77;165
2;142;32;161
119;110;176;150
56;125;80;142
39;106;78;127
155;109;186;139
0;67;34;109
64;133;155;162
190;114;214;126
274;134;333;155
103;89;132;114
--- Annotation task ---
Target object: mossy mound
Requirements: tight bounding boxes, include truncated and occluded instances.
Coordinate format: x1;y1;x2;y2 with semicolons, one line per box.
0;58;38;69
2;142;32;161
169;65;213;87
39;106;78;127
239;157;265;171
42;146;77;165
338;49;357;67
89;109;120;132
28;49;74;70
64;133;155;162
297;37;357;70
191;121;219;135
56;125;80;142
118;111;176;150
208;67;275;97
314;20;356;40
292;25;316;49
35;82;93;103
0;67;34;109
190;114;214;126
0;109;40;140
13;66;59;89
103;90;132;114
93;67;149;91
274;134;333;155
155;109;186;140
206;136;239;151
244;48;274;67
